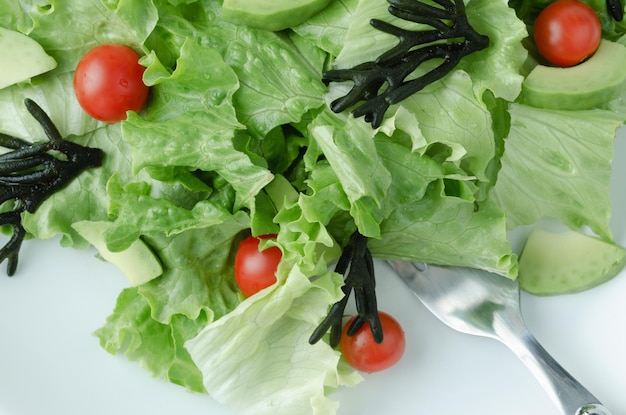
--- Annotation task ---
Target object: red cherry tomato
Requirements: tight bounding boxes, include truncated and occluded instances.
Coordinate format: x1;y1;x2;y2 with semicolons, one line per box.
533;0;602;67
339;311;406;373
234;235;281;297
74;44;149;123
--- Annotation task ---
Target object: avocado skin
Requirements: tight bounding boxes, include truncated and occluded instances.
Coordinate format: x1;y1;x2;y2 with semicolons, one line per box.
221;0;333;32
521;40;626;111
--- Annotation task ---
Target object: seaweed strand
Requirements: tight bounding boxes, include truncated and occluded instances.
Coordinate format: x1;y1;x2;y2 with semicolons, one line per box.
309;231;382;347
324;0;489;128
0;99;104;276
607;0;624;21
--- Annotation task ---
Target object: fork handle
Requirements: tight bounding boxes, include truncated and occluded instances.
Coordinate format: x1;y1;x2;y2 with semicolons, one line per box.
495;315;611;415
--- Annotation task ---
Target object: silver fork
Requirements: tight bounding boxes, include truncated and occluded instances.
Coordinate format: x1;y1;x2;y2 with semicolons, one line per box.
385;260;612;415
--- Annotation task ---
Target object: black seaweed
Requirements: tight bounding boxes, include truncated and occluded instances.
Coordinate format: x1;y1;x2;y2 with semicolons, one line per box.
324;0;489;128
607;0;624;21
309;231;382;347
0;99;103;276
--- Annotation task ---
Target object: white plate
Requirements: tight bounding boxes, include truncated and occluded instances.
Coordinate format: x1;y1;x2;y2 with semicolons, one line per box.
1;130;625;415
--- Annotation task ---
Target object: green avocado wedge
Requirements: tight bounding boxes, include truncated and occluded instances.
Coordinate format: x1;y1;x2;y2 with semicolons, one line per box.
518;227;626;295
522;40;626;111
72;221;163;287
221;0;333;31
0;27;57;89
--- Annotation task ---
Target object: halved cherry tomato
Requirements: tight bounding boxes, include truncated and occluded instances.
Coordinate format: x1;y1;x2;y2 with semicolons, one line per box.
533;0;602;67
74;44;149;123
234;234;281;297
340;311;406;373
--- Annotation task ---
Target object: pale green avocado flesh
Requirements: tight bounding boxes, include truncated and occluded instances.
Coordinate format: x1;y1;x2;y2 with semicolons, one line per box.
522;40;626;110
0;27;57;89
221;0;333;31
518;228;626;295
72;221;163;287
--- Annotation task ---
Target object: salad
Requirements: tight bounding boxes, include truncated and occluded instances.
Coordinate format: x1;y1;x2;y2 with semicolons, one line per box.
0;0;625;414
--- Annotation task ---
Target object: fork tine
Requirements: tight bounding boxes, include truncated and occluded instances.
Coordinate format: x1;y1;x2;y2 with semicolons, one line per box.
385;260;519;338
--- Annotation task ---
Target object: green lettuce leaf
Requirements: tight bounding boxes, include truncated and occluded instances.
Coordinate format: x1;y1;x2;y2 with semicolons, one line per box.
293;0;360;57
309;109;392;237
394;69;497;182
18;0;157;76
185;265;359;415
462;0;528;101
491;104;624;240
94;287;208;393
135;222;248;325
104;174;244;251
94;220;250;391
145;0;328;138
122;38;274;209
370;181;516;277
0;0;31;31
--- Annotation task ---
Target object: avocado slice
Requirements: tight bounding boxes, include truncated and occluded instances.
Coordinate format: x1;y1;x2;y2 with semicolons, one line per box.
221;0;333;32
72;221;163;287
0;27;57;89
518;227;626;295
522;40;626;110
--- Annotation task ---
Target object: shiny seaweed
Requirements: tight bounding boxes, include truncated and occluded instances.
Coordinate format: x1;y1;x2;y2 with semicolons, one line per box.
0;99;103;276
607;0;624;21
309;231;381;347
324;0;489;128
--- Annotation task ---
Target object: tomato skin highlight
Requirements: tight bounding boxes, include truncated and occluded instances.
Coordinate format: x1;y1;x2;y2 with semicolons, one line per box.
234;235;281;297
533;0;602;67
340;311;406;373
74;44;149;123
